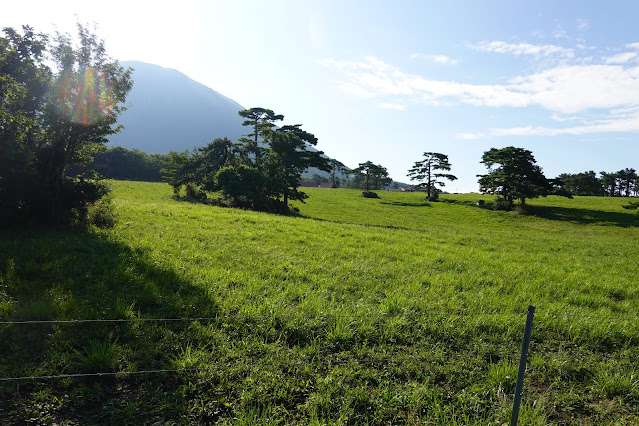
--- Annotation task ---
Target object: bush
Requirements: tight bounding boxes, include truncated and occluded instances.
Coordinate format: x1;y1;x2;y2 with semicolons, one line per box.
362;191;379;198
85;194;117;229
493;198;514;211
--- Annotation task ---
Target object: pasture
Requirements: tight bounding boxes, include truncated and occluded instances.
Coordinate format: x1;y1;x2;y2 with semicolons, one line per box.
1;181;638;424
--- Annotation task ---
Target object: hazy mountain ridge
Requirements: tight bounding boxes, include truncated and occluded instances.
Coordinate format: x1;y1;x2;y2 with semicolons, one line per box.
108;61;351;180
108;61;247;153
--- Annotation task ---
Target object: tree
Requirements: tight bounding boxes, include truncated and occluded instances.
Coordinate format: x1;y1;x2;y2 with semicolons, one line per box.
477;147;554;206
616;168;637;197
329;159;347;188
237;107;283;166
0;24;132;223
600;171;618;197
262;126;330;208
349;161;391;195
407;152;457;200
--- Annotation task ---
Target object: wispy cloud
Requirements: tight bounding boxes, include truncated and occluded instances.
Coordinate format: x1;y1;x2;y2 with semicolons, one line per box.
604;52;638;64
576;19;590;31
410;53;458;65
470;41;574;58
320;40;639;138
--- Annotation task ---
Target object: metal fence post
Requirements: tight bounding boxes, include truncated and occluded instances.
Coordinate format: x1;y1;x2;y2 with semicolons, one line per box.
510;305;535;426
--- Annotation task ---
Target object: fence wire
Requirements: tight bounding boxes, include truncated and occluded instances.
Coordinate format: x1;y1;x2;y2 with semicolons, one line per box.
0;310;526;326
0;351;521;382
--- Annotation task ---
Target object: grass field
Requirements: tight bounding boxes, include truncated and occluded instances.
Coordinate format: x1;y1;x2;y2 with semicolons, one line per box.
1;181;638;424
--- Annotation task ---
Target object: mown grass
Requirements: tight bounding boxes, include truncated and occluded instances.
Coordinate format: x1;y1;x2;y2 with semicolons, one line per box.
1;182;638;424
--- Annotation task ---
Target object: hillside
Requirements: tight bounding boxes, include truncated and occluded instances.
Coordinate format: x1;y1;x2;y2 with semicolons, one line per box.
1;184;638;424
108;61;247;153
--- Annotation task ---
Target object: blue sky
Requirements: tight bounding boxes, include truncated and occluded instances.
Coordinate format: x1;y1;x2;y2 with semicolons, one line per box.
3;0;639;192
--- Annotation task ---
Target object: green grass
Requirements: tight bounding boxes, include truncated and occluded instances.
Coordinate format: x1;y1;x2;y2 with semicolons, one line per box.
1;181;638;424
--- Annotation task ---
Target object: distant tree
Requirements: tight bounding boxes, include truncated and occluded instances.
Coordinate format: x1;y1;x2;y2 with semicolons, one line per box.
0;24;132;223
69;146;169;181
556;171;603;196
350;161;391;195
311;174;329;185
600;171;618;197
161;150;204;198
407;152;457;200
329;159;347;188
477;146;555;207
616;168;637;197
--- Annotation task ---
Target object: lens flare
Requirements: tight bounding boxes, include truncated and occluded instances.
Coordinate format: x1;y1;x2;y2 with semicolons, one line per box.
54;67;114;126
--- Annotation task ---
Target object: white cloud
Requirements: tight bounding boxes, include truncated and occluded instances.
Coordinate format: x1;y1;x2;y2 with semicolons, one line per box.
321;41;639;138
471;41;574;58
321;56;639;114
458;110;639;139
604;52;638;64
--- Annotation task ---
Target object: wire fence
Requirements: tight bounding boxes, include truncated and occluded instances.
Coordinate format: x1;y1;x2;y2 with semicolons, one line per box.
1;307;637;425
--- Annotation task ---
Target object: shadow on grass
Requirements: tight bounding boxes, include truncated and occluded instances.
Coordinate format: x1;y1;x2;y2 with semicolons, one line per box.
440;199;639;228
0;225;220;423
523;205;639;228
380;200;432;208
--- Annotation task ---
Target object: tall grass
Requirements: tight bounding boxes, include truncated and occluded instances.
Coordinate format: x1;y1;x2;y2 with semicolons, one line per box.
0;181;637;424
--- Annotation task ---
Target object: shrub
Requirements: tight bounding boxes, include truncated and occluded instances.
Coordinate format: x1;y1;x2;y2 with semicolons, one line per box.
362;191;379;198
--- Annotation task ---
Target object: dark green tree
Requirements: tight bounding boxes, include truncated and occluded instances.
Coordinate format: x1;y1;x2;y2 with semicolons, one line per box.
0;24;132;223
262;127;330;208
477;146;554;206
407;152;457;200
350;161;391;195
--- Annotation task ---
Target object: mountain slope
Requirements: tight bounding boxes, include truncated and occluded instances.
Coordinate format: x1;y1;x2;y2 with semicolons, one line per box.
108;61;246;153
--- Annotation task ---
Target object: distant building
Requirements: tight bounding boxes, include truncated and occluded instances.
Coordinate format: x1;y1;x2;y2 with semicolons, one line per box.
299;182;319;188
319;182;333;188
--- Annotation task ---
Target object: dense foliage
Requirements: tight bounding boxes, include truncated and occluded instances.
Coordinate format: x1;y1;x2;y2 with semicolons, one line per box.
478;146;565;208
162;108;330;212
559;168;637;197
0;24;132;224
68;146;169;181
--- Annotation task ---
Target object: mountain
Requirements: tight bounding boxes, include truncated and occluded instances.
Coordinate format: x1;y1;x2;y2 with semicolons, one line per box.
108;61;246;153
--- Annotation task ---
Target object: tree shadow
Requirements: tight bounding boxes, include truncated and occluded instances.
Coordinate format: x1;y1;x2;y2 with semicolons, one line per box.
523;205;639;228
0;225;220;422
380;201;432;208
440;199;639;228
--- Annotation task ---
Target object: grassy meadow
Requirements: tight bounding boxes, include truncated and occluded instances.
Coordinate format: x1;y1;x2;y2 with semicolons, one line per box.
1;181;638;424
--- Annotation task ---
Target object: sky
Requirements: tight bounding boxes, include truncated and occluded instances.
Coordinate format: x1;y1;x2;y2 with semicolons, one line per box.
3;0;639;192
